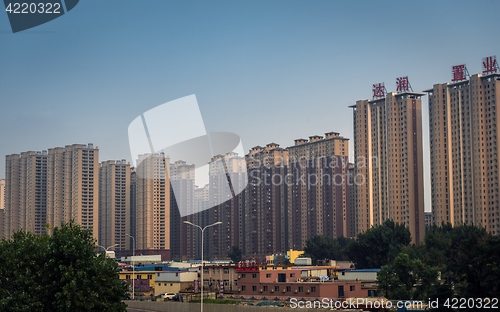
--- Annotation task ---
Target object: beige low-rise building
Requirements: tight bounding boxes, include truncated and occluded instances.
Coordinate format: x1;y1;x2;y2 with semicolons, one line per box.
154;271;198;295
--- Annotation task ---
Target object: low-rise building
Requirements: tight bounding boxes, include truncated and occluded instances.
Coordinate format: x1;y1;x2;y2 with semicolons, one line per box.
118;270;157;296
337;269;379;282
236;264;378;300
201;264;238;293
121;255;162;264
118;264;175;296
155;270;198;295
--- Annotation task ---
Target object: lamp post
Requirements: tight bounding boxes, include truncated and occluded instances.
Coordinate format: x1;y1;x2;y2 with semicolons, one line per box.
96;244;119;257
184;221;222;312
126;233;135;300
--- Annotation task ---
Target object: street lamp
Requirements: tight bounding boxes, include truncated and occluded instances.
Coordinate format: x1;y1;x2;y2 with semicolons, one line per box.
184;221;222;312
96;244;119;257
125;233;135;300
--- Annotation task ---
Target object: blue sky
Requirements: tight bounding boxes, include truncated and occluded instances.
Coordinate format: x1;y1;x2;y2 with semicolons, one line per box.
1;0;500;211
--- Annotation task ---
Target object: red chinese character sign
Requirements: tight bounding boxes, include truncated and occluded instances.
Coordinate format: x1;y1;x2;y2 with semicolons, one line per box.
372;82;386;99
482;55;499;74
396;76;411;92
452;64;467;82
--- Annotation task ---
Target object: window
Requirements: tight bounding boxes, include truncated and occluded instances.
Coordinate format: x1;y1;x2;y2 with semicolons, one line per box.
252;273;257;278
241;274;246;278
290;273;295;278
263;286;268;291
350;285;355;291
252;286;257;291
241;286;246;291
298;286;303;292
223;268;229;274
147;274;152;280
266;273;271;278
137;275;142;280
274;286;279;292
286;286;291;292
311;286;316;293
368;290;378;297
125;275;130;280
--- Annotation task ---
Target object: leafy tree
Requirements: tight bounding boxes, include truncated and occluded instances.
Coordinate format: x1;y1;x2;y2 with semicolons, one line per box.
377;222;500;310
303;235;334;264
273;254;291;266
333;236;351;261
227;246;242;263
347;219;411;269
304;235;352;264
422;223;499;300
0;222;127;312
377;253;439;300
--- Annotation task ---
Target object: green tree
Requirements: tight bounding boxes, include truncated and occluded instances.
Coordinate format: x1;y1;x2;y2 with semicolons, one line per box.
347;219;411;269
273;254;291;266
0;222;127;312
303;235;334;264
303;235;352;264
422;223;500;300
227;246;242;263
377;253;439;300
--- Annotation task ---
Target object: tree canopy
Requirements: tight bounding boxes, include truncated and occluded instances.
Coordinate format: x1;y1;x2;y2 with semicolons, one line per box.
303;235;351;264
347;219;411;269
376;223;500;309
0;222;127;312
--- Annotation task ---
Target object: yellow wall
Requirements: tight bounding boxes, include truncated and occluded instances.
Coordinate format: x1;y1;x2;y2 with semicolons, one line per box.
154;281;194;295
287;249;304;264
118;270;157;294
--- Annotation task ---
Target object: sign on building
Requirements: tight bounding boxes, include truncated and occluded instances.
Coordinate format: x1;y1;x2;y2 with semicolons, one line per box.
451;64;467;82
482;55;499;74
372;82;386;99
396;76;411;92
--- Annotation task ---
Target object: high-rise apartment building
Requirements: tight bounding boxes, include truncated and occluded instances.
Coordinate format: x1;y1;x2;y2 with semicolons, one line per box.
287;132;351;249
206;153;247;260
425;70;500;234
169;160;196;260
351;90;425;244
135;153;171;251
193;184;209;260
99;160;131;250
0;179;5;239
130;167;137;248
5;151;48;237
4;144;99;240
245;143;289;257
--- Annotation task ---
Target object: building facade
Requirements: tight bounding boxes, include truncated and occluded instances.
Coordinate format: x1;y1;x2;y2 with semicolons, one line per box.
169;160;196;261
0;179;5;239
134;153;171;251
287;132;351;249
245;144;289;257
99;160;131;251
351;91;425;244
425;71;500;234
4;144;99;240
206;153;247;260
